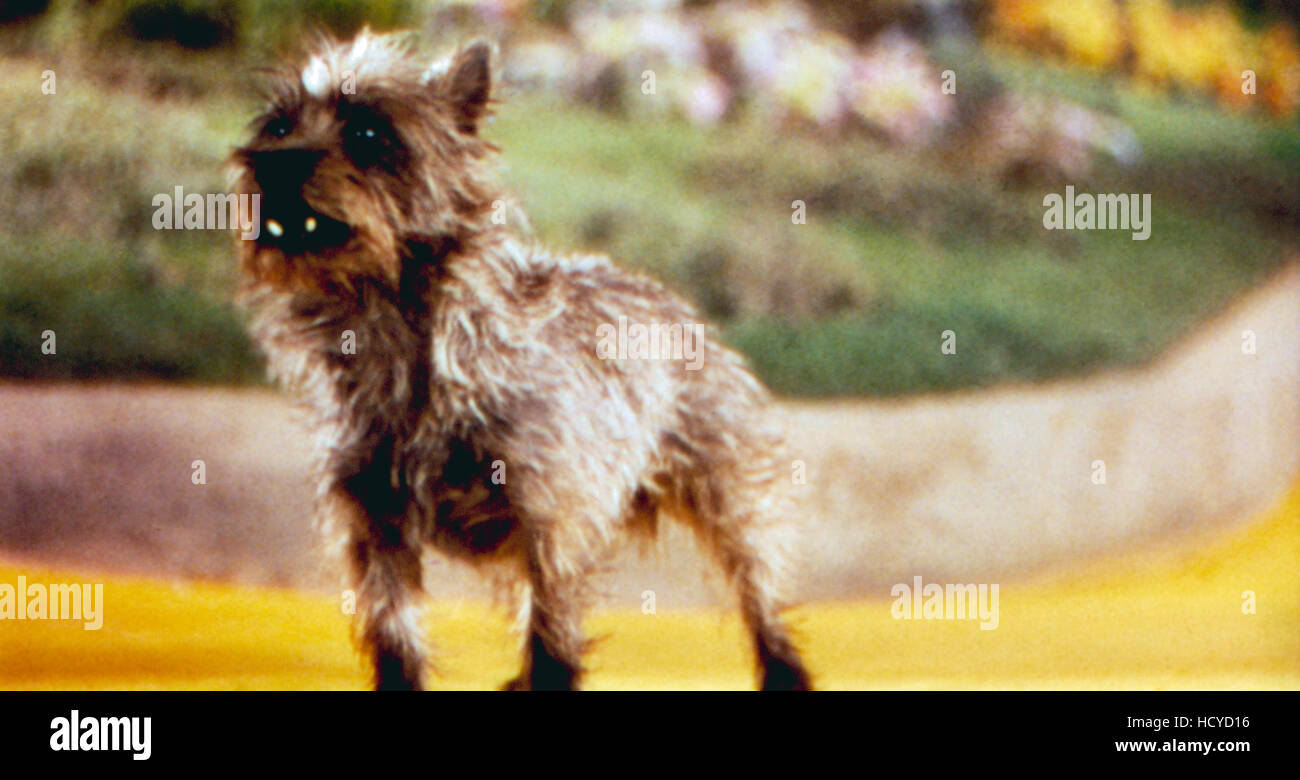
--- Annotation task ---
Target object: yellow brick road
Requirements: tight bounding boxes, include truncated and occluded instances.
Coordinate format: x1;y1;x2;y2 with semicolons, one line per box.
3;482;1297;690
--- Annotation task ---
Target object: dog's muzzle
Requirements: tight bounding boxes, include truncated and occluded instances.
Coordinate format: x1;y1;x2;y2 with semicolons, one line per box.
244;147;351;252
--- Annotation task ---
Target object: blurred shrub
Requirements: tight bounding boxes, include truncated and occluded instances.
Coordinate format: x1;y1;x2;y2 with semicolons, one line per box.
31;0;420;53
0;59;230;241
115;0;238;49
0;0;50;25
0;56;259;382
0;236;258;382
242;0;419;43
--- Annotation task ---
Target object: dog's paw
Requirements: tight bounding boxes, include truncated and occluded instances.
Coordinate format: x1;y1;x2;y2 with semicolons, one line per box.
500;675;530;691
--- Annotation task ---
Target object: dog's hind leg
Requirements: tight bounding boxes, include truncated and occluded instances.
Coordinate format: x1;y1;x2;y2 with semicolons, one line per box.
713;518;811;690
677;459;813;691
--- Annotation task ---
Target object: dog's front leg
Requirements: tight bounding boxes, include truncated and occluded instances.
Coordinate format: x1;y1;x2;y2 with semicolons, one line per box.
501;528;590;691
326;482;428;691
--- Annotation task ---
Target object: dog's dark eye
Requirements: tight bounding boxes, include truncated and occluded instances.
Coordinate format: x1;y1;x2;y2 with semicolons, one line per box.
348;123;389;150
343;116;400;169
264;118;292;139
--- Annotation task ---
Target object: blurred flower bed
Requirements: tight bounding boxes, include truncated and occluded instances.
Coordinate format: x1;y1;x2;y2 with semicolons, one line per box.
466;0;1151;183
502;0;958;143
469;0;1149;184
473;0;1299;158
990;0;1300;118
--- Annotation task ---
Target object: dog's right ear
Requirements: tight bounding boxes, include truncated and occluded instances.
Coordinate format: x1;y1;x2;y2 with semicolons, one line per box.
429;40;495;134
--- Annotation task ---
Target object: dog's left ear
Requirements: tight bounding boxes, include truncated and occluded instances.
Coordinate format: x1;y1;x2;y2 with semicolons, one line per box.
433;40;494;133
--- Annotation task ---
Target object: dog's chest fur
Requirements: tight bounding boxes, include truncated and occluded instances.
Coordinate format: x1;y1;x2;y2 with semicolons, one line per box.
245;247;523;557
245;234;697;564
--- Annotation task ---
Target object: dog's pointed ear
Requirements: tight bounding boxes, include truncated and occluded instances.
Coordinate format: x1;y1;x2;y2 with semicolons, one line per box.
432;40;495;133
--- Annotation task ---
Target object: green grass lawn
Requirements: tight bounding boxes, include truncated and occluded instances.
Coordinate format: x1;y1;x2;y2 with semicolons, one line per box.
0;43;1295;396
490;87;1294;396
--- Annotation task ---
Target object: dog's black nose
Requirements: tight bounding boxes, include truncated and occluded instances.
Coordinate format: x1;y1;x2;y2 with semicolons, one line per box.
248;148;328;194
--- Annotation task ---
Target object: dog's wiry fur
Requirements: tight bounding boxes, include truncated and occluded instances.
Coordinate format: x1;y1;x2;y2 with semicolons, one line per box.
229;30;811;690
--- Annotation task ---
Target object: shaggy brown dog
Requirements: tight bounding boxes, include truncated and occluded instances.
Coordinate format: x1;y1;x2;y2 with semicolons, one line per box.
229;30;811;691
